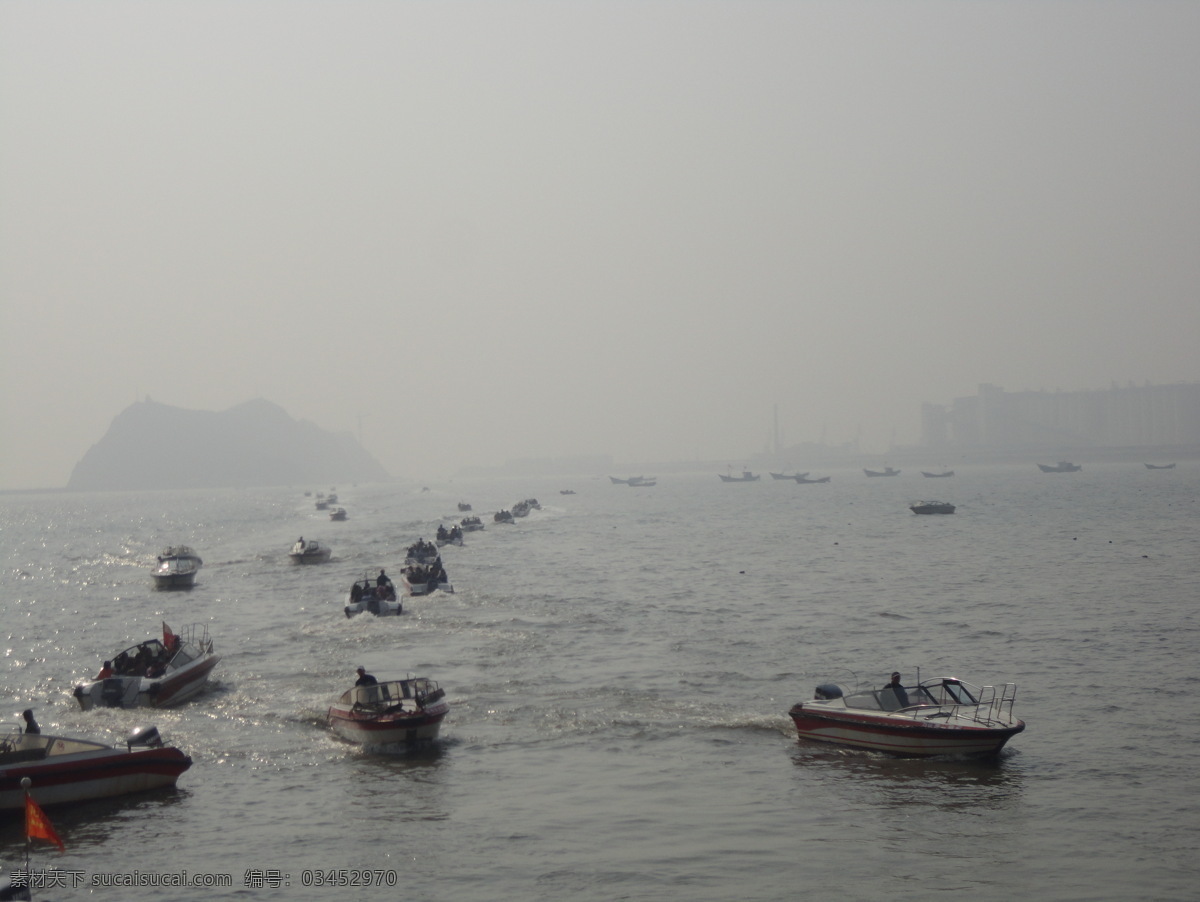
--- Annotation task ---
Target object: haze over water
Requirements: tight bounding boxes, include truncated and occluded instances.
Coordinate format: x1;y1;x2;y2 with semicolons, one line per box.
3;2;1199;489
2;464;1197;900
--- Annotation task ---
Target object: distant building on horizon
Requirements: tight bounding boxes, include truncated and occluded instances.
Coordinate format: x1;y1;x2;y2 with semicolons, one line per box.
921;381;1200;451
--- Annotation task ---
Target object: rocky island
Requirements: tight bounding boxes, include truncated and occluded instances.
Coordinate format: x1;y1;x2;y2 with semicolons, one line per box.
66;398;389;491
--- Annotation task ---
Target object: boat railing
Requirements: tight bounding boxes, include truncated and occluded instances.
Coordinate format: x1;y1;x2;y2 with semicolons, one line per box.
168;624;214;662
978;683;1018;726
920;683;1017;727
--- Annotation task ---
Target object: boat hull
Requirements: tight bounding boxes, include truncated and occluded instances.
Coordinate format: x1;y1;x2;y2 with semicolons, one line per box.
402;576;453;596
328;708;448;746
75;655;220;710
788;706;1023;758
328;679;449;749
290;550;331;564
0;745;191;810
344;598;403;617
153;571;198;589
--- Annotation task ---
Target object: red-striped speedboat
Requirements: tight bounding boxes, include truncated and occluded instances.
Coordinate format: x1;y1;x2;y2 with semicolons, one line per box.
788;675;1024;758
328;678;449;749
73;624;220;710
0;724;191;810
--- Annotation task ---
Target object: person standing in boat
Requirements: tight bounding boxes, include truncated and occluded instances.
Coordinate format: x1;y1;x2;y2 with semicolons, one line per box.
887;672;910;707
22;709;40;734
355;666;378;687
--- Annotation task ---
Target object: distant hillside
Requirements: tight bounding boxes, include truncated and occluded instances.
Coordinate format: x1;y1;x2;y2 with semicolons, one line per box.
66;399;390;491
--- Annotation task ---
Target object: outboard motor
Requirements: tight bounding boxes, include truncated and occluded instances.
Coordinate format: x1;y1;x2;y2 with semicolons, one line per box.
814;683;844;700
100;678;127;707
127;725;164;749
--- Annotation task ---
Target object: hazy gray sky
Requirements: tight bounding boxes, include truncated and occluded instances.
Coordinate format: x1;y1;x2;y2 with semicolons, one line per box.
3;1;1198;488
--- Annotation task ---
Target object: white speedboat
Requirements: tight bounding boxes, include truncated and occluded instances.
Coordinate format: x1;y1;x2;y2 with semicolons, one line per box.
401;540;452;595
788;674;1024;758
73;624;220;710
401;562;453;596
151;545;202;589
0;723;191;810
328;677;449;748
289;538;331;563
343;577;403;618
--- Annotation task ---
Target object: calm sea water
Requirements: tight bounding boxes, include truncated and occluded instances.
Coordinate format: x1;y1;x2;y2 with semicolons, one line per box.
2;464;1198;901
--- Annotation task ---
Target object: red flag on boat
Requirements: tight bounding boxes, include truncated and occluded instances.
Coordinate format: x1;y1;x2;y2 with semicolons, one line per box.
163;621;176;648
25;793;65;851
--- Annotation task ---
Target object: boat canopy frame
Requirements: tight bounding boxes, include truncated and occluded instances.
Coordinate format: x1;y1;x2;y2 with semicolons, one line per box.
837;677;1018;728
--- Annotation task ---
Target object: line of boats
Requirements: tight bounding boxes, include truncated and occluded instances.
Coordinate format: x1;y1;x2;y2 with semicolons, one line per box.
601;460;1180;488
6;613;451;813
5;494;562;821
9;485;1032;829
5;660;1024;819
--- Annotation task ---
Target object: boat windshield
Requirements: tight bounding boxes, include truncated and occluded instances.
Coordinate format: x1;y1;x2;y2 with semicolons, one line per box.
917;679;978;706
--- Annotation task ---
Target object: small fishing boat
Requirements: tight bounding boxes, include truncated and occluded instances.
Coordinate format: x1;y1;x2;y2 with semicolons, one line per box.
795;475;831;484
460;516;484;532
73;623;220;710
327;677;449;748
289;538;332;563
770;472;808;480
718;470;760;482
864;467;900;477
1037;461;1082;473
909;500;956;515
0;723;192;810
921;470;955;478
458;501;473;511
151;546;203;589
329;507;348;521
788;674;1023;758
1144;463;1176;470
